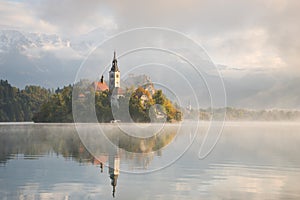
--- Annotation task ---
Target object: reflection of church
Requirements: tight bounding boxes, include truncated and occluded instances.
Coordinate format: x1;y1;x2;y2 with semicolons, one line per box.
109;154;120;198
85;129;175;198
92;153;120;198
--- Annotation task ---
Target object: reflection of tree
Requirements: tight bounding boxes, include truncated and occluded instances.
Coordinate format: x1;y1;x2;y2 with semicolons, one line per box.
0;124;177;163
107;129;176;154
0;125;92;164
0;124;177;197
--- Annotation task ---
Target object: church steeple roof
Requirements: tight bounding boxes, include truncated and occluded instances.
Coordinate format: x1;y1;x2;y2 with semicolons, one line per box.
110;51;119;72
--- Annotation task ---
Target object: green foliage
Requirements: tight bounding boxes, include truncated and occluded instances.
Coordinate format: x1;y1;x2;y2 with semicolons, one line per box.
0;79;182;123
0;80;50;122
152;90;182;122
95;90;113;122
129;87;152;122
33;85;73;122
127;88;182;123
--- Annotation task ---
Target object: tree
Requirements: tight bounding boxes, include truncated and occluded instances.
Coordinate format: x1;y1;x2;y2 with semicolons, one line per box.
0;80;51;122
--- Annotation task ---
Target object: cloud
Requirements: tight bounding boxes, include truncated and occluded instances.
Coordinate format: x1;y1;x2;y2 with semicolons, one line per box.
0;0;299;108
0;1;57;33
239;77;300;109
94;0;300;76
28;0;118;36
2;0;299;70
0;1;117;36
190;28;287;73
262;0;300;72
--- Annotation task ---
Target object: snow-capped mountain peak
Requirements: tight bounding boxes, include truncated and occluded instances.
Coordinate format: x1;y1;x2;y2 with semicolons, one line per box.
0;29;71;54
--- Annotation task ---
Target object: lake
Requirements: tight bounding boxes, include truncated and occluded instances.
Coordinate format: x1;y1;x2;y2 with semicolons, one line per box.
0;122;300;199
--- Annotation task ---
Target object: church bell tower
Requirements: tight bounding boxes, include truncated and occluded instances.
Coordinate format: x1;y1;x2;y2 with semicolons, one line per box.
109;51;121;92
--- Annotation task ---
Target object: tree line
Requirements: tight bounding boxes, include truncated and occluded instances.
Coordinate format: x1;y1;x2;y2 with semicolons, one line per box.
0;80;50;121
0;79;182;122
185;107;300;121
2;79;299;122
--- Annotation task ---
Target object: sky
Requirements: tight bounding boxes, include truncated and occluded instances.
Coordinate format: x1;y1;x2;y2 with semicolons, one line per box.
0;0;299;109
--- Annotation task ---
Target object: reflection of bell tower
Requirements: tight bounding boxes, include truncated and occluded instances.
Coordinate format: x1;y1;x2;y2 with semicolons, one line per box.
109;154;120;198
109;51;121;92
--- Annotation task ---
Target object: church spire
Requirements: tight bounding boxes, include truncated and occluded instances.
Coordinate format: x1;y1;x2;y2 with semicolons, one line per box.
111;51;119;72
109;50;121;92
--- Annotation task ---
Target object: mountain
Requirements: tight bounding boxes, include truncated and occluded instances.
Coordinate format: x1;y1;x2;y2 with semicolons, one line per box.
0;29;102;89
0;29;299;109
0;30;69;52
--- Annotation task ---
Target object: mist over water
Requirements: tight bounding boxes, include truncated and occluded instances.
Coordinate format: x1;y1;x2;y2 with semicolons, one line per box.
0;122;299;199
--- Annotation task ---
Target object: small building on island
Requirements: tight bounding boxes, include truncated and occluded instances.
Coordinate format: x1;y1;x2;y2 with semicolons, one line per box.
93;51;124;98
93;75;109;92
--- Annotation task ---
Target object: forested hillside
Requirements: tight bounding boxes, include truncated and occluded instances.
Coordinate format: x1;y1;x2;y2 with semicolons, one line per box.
2;79;299;122
0;79;182;123
33;85;182;123
0;80;50;121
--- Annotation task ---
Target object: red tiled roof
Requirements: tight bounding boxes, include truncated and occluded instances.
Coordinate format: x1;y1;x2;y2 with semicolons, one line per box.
94;81;109;91
93;155;108;165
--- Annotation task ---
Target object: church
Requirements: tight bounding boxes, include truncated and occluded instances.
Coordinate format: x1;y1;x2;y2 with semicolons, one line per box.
94;51;123;97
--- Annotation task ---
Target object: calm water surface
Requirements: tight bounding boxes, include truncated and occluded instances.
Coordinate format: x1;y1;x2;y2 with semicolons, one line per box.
0;122;300;199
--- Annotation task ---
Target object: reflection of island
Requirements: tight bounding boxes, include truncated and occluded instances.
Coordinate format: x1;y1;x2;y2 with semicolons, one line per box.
0;124;177;197
86;124;177;197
